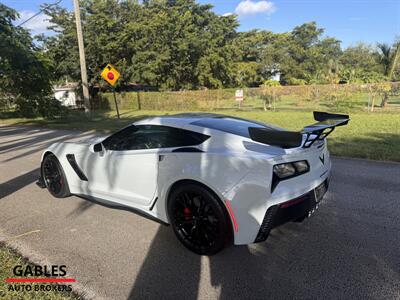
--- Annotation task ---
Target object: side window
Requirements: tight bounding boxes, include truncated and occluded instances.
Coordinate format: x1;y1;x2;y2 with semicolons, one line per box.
102;125;139;151
102;125;209;151
156;126;209;148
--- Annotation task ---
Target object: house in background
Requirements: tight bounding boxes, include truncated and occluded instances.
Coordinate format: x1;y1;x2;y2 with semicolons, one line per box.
270;72;281;82
270;66;281;82
53;82;80;107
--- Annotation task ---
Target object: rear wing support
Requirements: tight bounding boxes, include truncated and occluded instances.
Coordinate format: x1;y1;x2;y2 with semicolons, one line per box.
301;112;349;148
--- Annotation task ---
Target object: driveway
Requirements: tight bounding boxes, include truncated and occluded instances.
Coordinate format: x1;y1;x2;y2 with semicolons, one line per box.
0;125;399;300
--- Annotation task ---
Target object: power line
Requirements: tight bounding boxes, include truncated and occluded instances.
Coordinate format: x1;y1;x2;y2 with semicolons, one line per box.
17;0;62;27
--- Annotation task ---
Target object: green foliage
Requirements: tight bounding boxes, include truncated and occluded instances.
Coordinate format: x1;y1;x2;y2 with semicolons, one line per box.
285;78;307;86
45;3;392;89
43;0;239;90
339;43;385;83
263;80;281;87
234;62;263;87
339;69;388;84
2;0;397;105
14;97;69;119
259;22;342;85
0;4;53;117
377;42;400;80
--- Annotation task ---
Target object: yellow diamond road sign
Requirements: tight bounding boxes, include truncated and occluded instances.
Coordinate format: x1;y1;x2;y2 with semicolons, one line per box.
101;64;120;86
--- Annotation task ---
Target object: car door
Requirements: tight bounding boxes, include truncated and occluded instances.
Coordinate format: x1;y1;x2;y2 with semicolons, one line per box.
82;124;210;207
84;125;159;206
94;149;159;206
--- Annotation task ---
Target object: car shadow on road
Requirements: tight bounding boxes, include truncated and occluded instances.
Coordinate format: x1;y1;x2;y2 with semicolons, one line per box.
127;195;400;300
127;223;309;300
128;225;202;299
0;126;40;137
0;168;40;199
0;125;94;163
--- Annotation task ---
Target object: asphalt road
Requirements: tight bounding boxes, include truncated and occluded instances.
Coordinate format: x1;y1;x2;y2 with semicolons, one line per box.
0;125;399;300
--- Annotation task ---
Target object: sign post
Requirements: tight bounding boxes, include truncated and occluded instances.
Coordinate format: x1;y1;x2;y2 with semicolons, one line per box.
235;89;244;109
101;64;121;119
112;87;120;119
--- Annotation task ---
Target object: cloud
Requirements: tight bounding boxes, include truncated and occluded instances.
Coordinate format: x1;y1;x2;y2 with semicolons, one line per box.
235;0;276;16
17;11;54;35
222;12;234;17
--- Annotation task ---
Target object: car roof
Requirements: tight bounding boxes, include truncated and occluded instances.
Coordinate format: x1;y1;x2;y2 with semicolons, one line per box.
133;113;282;138
134;113;222;124
134;113;271;127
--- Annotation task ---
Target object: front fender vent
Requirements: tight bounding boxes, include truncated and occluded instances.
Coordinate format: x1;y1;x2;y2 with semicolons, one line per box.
66;154;88;181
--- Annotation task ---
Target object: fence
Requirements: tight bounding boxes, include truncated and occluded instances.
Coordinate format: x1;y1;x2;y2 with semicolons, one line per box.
93;82;400;113
3;82;398;113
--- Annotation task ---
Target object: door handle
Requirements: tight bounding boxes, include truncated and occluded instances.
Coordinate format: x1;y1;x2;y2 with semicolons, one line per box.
159;155;165;162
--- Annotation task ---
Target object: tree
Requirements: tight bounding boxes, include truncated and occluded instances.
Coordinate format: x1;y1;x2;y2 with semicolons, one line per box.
378;42;400;80
0;4;54;117
39;1;394;90
377;43;392;76
339;43;385;83
43;0;239;90
376;42;400;107
388;42;400;80
258;22;342;84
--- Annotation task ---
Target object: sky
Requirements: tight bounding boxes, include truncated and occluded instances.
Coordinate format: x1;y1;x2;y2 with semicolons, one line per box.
3;0;400;48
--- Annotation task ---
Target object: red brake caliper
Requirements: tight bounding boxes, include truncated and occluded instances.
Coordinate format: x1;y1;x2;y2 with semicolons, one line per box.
184;207;191;220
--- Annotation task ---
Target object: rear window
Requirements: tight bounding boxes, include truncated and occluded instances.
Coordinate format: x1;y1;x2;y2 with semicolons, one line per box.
191;117;273;138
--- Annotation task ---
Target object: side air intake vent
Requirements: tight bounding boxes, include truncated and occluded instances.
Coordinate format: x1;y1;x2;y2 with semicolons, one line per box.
66;154;88;181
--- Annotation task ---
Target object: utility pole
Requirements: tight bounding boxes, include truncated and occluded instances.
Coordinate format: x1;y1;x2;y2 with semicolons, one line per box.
73;0;90;113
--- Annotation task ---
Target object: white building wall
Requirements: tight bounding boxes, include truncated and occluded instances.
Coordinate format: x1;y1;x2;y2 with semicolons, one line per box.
54;89;77;107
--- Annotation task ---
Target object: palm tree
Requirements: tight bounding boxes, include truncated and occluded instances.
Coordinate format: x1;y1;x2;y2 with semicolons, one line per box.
376;43;400;107
377;42;400;79
377;43;392;76
388;42;400;79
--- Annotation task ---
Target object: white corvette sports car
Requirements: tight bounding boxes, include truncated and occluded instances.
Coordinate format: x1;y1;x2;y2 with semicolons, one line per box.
38;112;349;255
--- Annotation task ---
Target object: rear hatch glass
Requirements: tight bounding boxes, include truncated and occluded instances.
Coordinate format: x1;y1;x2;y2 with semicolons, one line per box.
191;117;278;138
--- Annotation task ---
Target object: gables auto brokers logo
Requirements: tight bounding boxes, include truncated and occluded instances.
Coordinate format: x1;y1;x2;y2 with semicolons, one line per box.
5;264;75;293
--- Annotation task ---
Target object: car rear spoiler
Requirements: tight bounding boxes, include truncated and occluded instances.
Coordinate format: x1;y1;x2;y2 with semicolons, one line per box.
248;111;350;149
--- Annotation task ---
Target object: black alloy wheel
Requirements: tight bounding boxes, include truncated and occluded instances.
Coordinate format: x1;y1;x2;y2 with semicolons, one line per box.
41;154;70;198
168;183;232;255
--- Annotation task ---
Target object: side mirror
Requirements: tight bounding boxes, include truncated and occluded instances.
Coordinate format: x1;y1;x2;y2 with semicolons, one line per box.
91;143;103;153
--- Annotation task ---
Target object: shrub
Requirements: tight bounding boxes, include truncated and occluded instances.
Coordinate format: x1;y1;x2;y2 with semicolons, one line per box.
262;80;281;87
285;78;307;86
38;98;69;119
16;97;69;119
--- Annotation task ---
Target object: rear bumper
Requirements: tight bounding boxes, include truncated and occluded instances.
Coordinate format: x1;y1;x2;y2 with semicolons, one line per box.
254;179;329;243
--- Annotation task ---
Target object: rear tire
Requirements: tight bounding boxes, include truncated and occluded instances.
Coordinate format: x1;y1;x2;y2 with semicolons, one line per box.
168;183;232;255
41;153;70;198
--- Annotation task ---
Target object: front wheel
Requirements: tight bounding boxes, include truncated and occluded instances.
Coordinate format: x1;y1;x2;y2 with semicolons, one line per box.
41;153;70;198
168;183;232;255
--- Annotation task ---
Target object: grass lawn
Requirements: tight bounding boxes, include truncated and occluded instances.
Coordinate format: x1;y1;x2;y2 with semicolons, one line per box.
0;245;77;299
1;109;399;162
